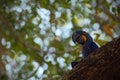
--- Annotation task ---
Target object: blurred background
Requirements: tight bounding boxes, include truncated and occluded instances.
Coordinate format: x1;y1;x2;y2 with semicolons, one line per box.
0;0;120;80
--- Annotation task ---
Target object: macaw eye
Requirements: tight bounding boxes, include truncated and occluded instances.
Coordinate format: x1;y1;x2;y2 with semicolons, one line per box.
82;31;86;34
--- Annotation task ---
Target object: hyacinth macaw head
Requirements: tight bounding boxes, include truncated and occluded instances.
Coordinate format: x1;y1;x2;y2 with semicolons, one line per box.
72;30;93;45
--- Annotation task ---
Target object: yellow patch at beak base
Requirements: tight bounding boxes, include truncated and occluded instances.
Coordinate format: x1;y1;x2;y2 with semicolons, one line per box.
81;35;87;42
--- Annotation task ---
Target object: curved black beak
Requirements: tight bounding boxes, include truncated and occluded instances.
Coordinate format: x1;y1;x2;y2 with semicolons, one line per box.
72;32;85;45
72;32;79;44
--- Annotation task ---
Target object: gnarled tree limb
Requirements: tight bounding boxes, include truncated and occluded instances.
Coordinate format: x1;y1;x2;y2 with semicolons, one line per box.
63;36;120;80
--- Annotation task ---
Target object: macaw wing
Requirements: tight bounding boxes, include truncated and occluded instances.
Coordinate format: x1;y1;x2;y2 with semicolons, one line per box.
83;42;98;58
89;42;99;51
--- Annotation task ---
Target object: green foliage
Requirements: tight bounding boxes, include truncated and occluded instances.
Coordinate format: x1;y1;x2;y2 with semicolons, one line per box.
0;0;120;80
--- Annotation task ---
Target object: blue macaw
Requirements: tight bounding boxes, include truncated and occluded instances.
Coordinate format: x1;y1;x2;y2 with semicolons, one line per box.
71;30;99;68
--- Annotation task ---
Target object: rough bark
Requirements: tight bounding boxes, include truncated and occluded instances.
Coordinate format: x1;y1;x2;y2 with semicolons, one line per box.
63;36;120;80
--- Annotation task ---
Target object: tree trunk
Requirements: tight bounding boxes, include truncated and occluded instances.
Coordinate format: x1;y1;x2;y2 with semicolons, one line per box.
63;36;120;80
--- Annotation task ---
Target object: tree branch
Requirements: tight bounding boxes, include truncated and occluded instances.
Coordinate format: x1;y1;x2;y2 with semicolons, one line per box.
62;36;120;80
